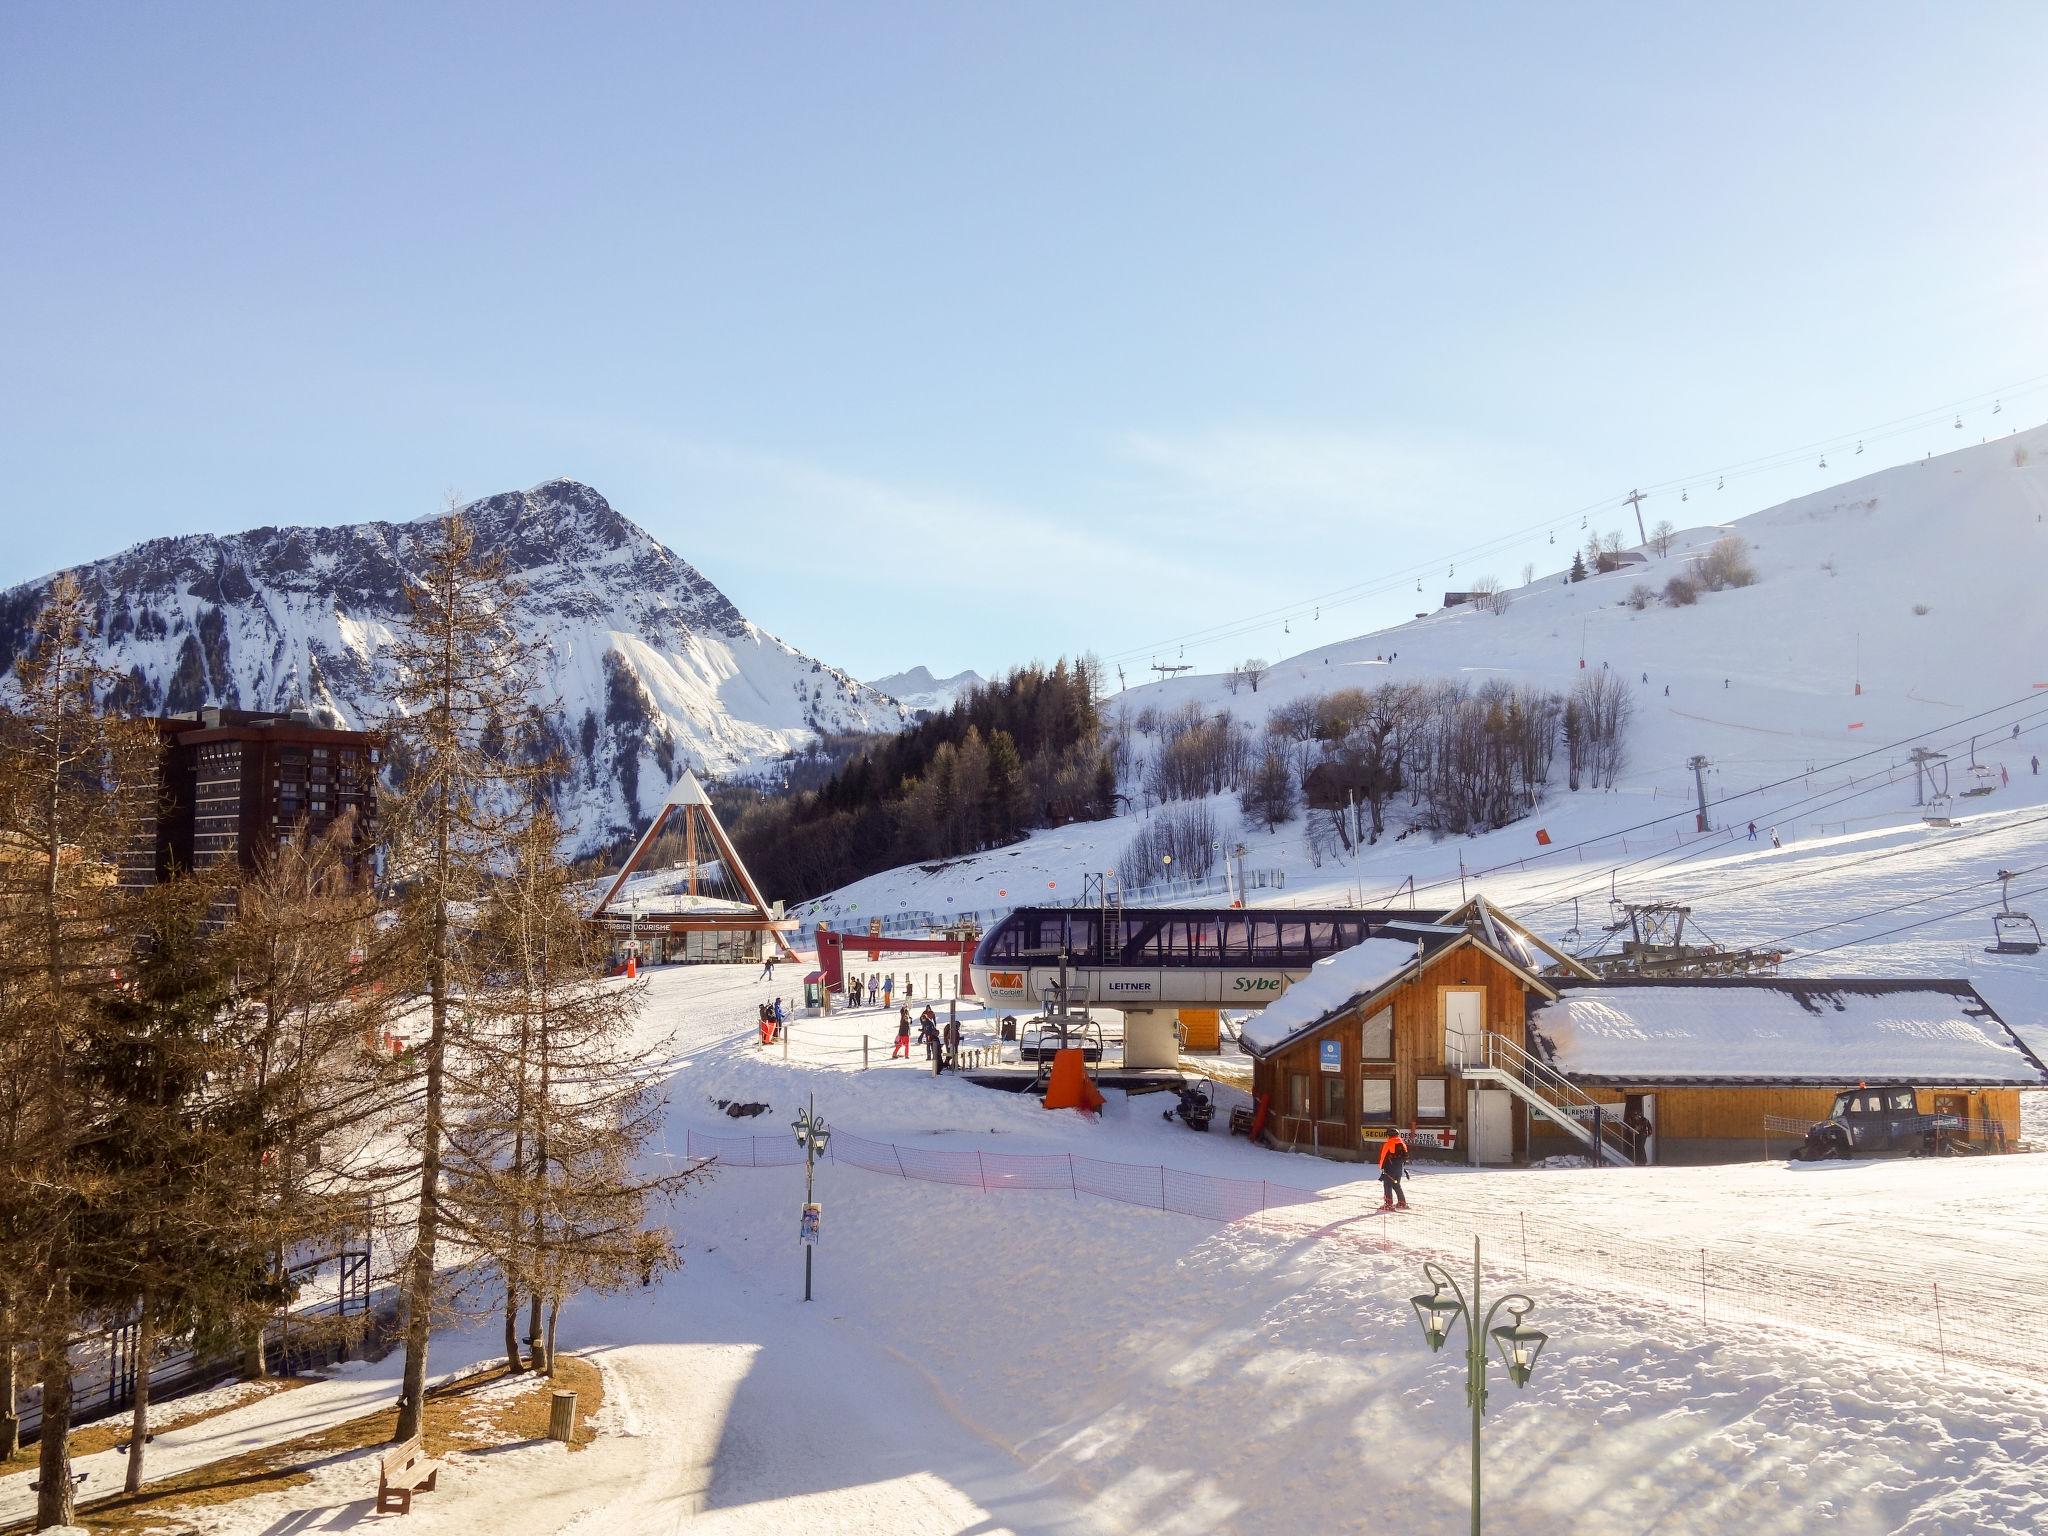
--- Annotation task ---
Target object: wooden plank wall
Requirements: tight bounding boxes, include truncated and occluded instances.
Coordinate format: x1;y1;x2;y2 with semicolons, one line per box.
1529;1085;2024;1142
1254;943;1535;1159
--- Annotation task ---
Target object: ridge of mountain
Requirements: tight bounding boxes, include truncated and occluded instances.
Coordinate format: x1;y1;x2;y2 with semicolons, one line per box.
0;479;909;853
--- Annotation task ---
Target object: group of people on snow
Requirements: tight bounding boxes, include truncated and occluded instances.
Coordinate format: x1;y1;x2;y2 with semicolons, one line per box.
756;996;785;1045
892;1004;958;1072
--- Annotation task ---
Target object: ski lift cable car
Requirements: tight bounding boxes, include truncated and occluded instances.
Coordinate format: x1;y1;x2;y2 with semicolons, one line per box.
1987;869;2042;956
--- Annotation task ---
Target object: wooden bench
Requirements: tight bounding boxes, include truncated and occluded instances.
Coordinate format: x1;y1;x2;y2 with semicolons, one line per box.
376;1434;441;1515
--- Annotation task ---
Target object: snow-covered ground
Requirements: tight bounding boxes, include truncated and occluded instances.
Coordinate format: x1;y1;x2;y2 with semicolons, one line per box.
796;425;2048;1058
143;963;2048;1536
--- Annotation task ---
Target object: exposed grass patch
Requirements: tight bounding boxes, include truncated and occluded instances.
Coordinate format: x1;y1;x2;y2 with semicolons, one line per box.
4;1354;603;1536
0;1377;313;1480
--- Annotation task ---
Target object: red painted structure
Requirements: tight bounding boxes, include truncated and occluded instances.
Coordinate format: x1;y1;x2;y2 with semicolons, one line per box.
815;927;978;999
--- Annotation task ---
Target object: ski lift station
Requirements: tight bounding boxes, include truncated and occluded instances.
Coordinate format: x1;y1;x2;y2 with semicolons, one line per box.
971;894;2046;1166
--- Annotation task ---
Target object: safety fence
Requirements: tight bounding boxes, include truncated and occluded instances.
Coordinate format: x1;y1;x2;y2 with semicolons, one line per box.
686;1124;2048;1382
687;1128;1326;1224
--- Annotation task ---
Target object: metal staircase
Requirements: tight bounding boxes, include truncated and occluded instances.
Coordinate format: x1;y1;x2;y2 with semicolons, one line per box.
1448;1030;1634;1167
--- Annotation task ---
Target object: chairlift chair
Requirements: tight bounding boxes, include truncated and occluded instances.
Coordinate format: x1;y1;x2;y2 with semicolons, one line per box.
1962;763;1998;798
1923;793;1957;828
1986;870;2042;956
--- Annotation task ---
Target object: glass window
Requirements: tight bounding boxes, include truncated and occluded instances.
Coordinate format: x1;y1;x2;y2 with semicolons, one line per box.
1219;917;1250;959
1289;1073;1312;1116
1307;922;1339;957
1361;1007;1394;1060
1277;921;1309;960
1890;1090;1916;1111
1417;1078;1447;1119
1361;1077;1393;1117
1322;1075;1347;1122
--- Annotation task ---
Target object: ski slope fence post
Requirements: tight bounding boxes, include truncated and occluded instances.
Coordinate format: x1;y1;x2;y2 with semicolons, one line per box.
1700;1249;1708;1322
977;1150;987;1193
1069;1155;1078;1200
1933;1283;1948;1368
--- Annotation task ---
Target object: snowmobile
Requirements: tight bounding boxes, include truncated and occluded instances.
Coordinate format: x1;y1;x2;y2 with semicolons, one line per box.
1162;1080;1215;1132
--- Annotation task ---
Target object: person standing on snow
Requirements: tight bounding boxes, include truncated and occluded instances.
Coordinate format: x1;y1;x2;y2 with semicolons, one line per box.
919;1012;939;1062
772;997;786;1031
1377;1128;1411;1211
759;953;777;982
1747;821;1758;841
2000;764;2009;787
850;975;864;1007
2032;755;2040;776
1770;828;1782;849
941;1011;960;1067
882;974;895;1009
892;1007;912;1060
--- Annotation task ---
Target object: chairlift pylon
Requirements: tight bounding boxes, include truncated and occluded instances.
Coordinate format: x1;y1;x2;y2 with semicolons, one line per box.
1856;440;1864;454
1818;455;1828;469
1954;414;1963;430
1993;398;2002;415
1682;488;1689;502
1716;475;1724;490
1987;870;2042;956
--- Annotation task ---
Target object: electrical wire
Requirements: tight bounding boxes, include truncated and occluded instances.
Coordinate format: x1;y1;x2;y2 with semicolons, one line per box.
1101;373;2048;670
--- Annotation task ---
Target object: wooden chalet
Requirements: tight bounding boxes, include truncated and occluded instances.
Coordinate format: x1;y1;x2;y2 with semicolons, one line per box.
1239;899;1592;1164
1237;895;2046;1166
1528;977;2045;1162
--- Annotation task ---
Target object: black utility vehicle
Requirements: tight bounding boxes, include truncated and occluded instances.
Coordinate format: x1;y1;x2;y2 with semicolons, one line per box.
1796;1086;1961;1160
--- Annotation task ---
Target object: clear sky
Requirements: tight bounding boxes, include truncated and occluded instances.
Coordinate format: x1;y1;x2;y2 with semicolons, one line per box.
6;2;2046;683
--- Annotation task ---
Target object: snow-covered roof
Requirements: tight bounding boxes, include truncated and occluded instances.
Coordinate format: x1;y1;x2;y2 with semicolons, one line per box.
1237;935;1437;1054
1533;979;2048;1087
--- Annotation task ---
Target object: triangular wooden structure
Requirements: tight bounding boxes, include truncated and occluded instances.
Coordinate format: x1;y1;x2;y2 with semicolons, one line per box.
591;769;799;962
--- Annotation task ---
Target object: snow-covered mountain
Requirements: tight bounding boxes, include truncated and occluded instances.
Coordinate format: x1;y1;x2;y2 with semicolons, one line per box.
798;424;2048;1003
867;665;986;716
0;479;909;853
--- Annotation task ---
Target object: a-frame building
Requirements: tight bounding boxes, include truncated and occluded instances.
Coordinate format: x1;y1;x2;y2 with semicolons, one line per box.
588;769;799;964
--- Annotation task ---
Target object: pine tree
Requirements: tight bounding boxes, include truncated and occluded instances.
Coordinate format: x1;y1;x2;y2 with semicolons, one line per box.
1569;550;1587;582
0;574;156;1528
219;820;392;1380
378;511;553;1443
444;807;695;1376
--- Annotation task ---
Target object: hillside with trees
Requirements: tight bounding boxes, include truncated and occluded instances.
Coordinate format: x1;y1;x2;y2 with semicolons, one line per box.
721;659;1114;901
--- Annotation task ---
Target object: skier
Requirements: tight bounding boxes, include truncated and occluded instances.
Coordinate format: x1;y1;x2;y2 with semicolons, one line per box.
1663;685;1669;697
1377;1128;1410;1211
772;997;786;1032
1770;828;1782;849
759;953;777;982
892;1006;912;1059
2000;764;2009;787
1724;678;1730;689
2014;724;2022;739
1747;821;1757;841
849;975;863;1007
882;974;895;1009
919;1012;939;1062
1641;671;1647;684
2032;755;2040;776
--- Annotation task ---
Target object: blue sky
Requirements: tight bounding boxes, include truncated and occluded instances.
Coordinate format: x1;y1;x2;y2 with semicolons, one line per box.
5;2;2046;682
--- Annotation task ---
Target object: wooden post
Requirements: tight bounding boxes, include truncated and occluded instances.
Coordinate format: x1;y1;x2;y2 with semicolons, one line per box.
863;1035;869;1070
548;1390;577;1443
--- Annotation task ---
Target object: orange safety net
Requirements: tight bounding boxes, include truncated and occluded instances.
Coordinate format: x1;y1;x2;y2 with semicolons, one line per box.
1041;1047;1104;1113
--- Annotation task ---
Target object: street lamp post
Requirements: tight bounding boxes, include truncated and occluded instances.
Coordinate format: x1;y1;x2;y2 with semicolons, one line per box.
1409;1237;1549;1536
791;1096;830;1301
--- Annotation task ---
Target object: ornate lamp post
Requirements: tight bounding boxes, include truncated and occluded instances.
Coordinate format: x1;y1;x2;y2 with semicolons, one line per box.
1409;1237;1549;1535
791;1096;830;1301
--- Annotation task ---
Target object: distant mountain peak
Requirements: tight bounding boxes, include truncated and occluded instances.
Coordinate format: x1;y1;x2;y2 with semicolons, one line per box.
869;665;986;714
0;481;909;853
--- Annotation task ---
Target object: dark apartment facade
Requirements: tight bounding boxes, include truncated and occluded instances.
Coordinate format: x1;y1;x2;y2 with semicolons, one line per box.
128;706;381;888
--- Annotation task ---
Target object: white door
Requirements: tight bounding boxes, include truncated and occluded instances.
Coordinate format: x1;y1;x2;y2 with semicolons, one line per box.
1442;989;1484;1068
1470;1088;1513;1166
